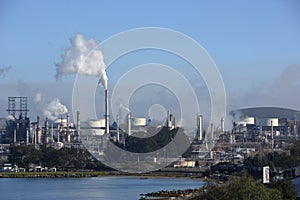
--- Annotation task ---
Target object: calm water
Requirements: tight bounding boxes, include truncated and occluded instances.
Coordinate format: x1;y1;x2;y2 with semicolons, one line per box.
292;177;300;197
0;176;204;200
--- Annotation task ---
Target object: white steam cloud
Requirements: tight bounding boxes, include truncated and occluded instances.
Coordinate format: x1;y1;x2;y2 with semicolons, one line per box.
43;98;68;121
5;115;15;121
55;34;108;88
33;91;43;103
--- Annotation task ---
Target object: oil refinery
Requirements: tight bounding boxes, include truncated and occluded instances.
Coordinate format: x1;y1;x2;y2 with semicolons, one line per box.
1;95;300;173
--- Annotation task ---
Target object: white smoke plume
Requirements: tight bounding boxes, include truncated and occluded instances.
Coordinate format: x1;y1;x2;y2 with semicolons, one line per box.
5;115;15;121
43;98;68;121
33;91;43;103
0;66;12;78
55;34;108;88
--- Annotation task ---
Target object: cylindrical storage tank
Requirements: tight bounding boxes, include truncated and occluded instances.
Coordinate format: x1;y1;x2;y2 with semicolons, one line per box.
81;120;105;135
245;117;255;125
266;118;278;126
85;119;105;128
132;118;147;126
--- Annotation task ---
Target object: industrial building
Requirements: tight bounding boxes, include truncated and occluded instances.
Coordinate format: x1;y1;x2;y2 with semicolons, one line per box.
2;94;300;174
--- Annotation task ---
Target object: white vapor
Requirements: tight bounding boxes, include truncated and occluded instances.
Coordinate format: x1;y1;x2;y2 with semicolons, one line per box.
55;34;108;88
33;91;43;103
5;115;15;121
43;98;68;121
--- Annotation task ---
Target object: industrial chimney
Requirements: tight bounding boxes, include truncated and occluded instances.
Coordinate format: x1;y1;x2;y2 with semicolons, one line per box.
105;89;109;134
44;117;49;144
271;120;274;149
197;114;203;142
36;116;42;144
67;113;71;143
116;115;120;142
127;113;131;136
221;117;225;134
77;111;80;139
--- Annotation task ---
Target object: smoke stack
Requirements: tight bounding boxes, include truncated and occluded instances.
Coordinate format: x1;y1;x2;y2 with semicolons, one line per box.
127;113;131;136
77;111;80;138
116;115;120;142
36;116;42;144
271;120;274;149
67;113;70;143
197;115;203;141
221;117;225;134
45;118;49;144
167;111;172;129
105;89;109;134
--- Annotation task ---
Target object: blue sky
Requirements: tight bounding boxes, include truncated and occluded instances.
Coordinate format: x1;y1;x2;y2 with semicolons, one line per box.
0;0;300;120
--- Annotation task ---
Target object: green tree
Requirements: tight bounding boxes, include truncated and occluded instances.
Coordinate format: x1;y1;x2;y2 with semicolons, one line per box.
268;180;297;200
192;177;283;200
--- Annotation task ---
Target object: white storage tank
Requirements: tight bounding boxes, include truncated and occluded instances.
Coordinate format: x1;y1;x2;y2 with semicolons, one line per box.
244;117;255;125
132;118;147;126
85;119;105;128
266;118;278;126
81;120;105;135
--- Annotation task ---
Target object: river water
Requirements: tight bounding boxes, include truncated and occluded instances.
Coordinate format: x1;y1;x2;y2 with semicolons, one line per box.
0;176;204;200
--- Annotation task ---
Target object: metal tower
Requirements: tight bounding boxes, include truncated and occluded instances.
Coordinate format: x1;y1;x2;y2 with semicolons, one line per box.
7;97;29;119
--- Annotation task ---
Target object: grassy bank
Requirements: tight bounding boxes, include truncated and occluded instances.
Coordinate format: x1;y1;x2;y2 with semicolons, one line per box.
0;171;116;178
0;170;205;179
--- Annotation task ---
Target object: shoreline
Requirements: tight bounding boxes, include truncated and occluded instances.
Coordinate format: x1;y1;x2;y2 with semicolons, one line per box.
0;170;207;180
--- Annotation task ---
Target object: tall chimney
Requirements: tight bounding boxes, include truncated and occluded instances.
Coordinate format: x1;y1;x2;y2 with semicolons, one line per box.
77;111;81;139
67;113;70;143
127;113;131;136
197;115;203;141
36;116;42;144
105;89;109;134
167;111;172;129
271;120;274;149
221;117;225;133
116;115;120;142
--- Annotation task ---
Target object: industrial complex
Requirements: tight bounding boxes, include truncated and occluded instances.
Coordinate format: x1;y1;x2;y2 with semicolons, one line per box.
1;95;300;175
